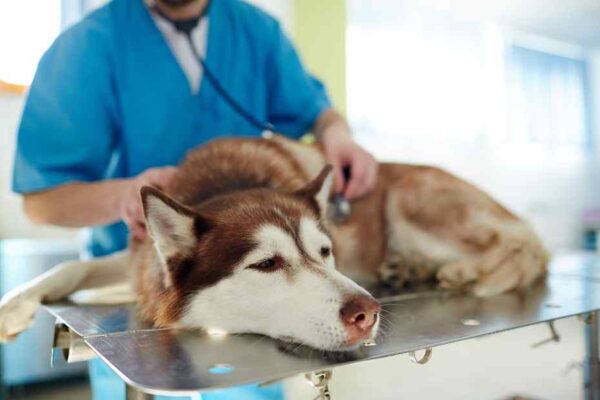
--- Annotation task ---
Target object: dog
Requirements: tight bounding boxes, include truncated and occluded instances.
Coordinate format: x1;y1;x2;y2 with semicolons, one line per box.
0;135;548;351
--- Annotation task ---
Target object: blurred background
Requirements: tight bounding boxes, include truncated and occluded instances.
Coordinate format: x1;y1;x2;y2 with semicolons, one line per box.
1;0;599;399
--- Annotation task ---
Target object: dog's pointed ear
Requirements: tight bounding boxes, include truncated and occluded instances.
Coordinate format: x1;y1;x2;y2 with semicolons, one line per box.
294;165;334;217
141;186;210;286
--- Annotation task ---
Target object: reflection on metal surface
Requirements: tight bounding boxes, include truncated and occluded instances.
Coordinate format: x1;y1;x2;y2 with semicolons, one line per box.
208;364;235;375
258;376;286;388
44;303;142;337
460;319;481;326
43;253;600;395
545;303;562;309
409;348;432;365
206;328;229;338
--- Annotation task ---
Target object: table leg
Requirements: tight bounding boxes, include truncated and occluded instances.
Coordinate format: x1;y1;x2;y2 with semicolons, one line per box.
126;384;153;400
585;311;600;400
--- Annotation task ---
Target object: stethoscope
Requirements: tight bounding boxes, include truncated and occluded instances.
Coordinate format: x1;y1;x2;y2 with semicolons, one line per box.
150;0;274;134
149;0;352;222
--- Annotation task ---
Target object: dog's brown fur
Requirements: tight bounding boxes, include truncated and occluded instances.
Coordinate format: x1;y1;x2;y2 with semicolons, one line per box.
276;136;547;291
0;134;548;345
131;135;548;327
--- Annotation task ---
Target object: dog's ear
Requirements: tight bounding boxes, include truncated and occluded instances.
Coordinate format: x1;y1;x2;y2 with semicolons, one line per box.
294;165;334;217
141;186;210;286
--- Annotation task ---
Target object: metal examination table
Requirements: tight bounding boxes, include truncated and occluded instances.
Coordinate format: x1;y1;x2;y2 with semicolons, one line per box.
45;253;600;399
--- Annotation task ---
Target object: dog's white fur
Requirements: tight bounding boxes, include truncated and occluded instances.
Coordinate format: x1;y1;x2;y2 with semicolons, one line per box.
180;218;376;350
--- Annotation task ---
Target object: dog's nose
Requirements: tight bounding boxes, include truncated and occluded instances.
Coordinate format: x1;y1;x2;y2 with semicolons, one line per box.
340;295;380;345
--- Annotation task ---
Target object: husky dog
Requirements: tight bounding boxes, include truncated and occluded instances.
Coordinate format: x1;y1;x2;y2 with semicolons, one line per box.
0;135;547;350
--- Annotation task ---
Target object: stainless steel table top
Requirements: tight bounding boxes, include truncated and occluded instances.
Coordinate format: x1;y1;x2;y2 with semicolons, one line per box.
45;252;600;395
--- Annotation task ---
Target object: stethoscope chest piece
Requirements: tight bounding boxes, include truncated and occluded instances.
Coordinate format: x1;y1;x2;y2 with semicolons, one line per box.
330;194;351;224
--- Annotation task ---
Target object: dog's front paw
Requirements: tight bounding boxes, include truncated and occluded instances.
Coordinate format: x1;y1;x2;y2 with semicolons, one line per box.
437;260;479;290
0;293;40;342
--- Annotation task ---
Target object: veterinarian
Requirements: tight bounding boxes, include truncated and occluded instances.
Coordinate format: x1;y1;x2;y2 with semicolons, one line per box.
12;0;377;399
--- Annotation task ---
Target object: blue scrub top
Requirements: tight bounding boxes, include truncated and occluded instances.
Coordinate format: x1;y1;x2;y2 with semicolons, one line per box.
13;0;330;257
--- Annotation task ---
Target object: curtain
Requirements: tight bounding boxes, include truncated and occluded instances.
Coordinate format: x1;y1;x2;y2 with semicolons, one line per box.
346;0;591;159
506;46;590;152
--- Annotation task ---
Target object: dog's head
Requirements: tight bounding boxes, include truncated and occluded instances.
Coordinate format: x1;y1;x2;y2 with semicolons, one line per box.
140;166;379;351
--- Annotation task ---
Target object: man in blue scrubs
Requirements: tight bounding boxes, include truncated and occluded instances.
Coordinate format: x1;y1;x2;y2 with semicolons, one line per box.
12;0;377;398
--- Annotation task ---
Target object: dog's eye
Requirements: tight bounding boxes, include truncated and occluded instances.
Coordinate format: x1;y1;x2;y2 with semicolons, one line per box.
258;258;276;269
249;256;283;271
320;246;332;258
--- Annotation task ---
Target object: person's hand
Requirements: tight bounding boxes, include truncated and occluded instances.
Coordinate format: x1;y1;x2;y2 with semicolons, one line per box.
321;129;378;200
120;166;178;240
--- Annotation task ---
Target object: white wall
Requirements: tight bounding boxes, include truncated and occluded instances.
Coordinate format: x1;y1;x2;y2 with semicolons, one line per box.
0;94;77;239
590;49;600;156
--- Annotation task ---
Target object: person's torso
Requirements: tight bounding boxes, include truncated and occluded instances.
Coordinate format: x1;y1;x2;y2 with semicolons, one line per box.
88;0;279;256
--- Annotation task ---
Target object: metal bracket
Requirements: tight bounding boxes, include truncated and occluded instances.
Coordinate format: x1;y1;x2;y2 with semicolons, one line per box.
51;321;97;365
531;321;560;348
579;313;594;325
584;311;600;400
305;370;333;400
125;384;153;400
409;347;433;364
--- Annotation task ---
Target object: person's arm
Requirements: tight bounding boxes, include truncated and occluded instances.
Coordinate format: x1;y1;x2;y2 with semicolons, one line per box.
261;18;377;200
24;180;129;227
312;109;378;200
22;167;177;239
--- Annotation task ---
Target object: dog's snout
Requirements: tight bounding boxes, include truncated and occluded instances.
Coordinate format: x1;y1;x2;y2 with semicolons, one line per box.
340;295;380;345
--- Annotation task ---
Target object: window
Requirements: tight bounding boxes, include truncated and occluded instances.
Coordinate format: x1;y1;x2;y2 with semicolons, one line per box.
0;1;62;87
346;0;591;161
506;46;590;153
0;0;104;90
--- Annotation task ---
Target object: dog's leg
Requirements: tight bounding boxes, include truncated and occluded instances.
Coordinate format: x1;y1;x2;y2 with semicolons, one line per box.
0;250;131;342
383;165;548;297
378;255;437;289
437;237;548;297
